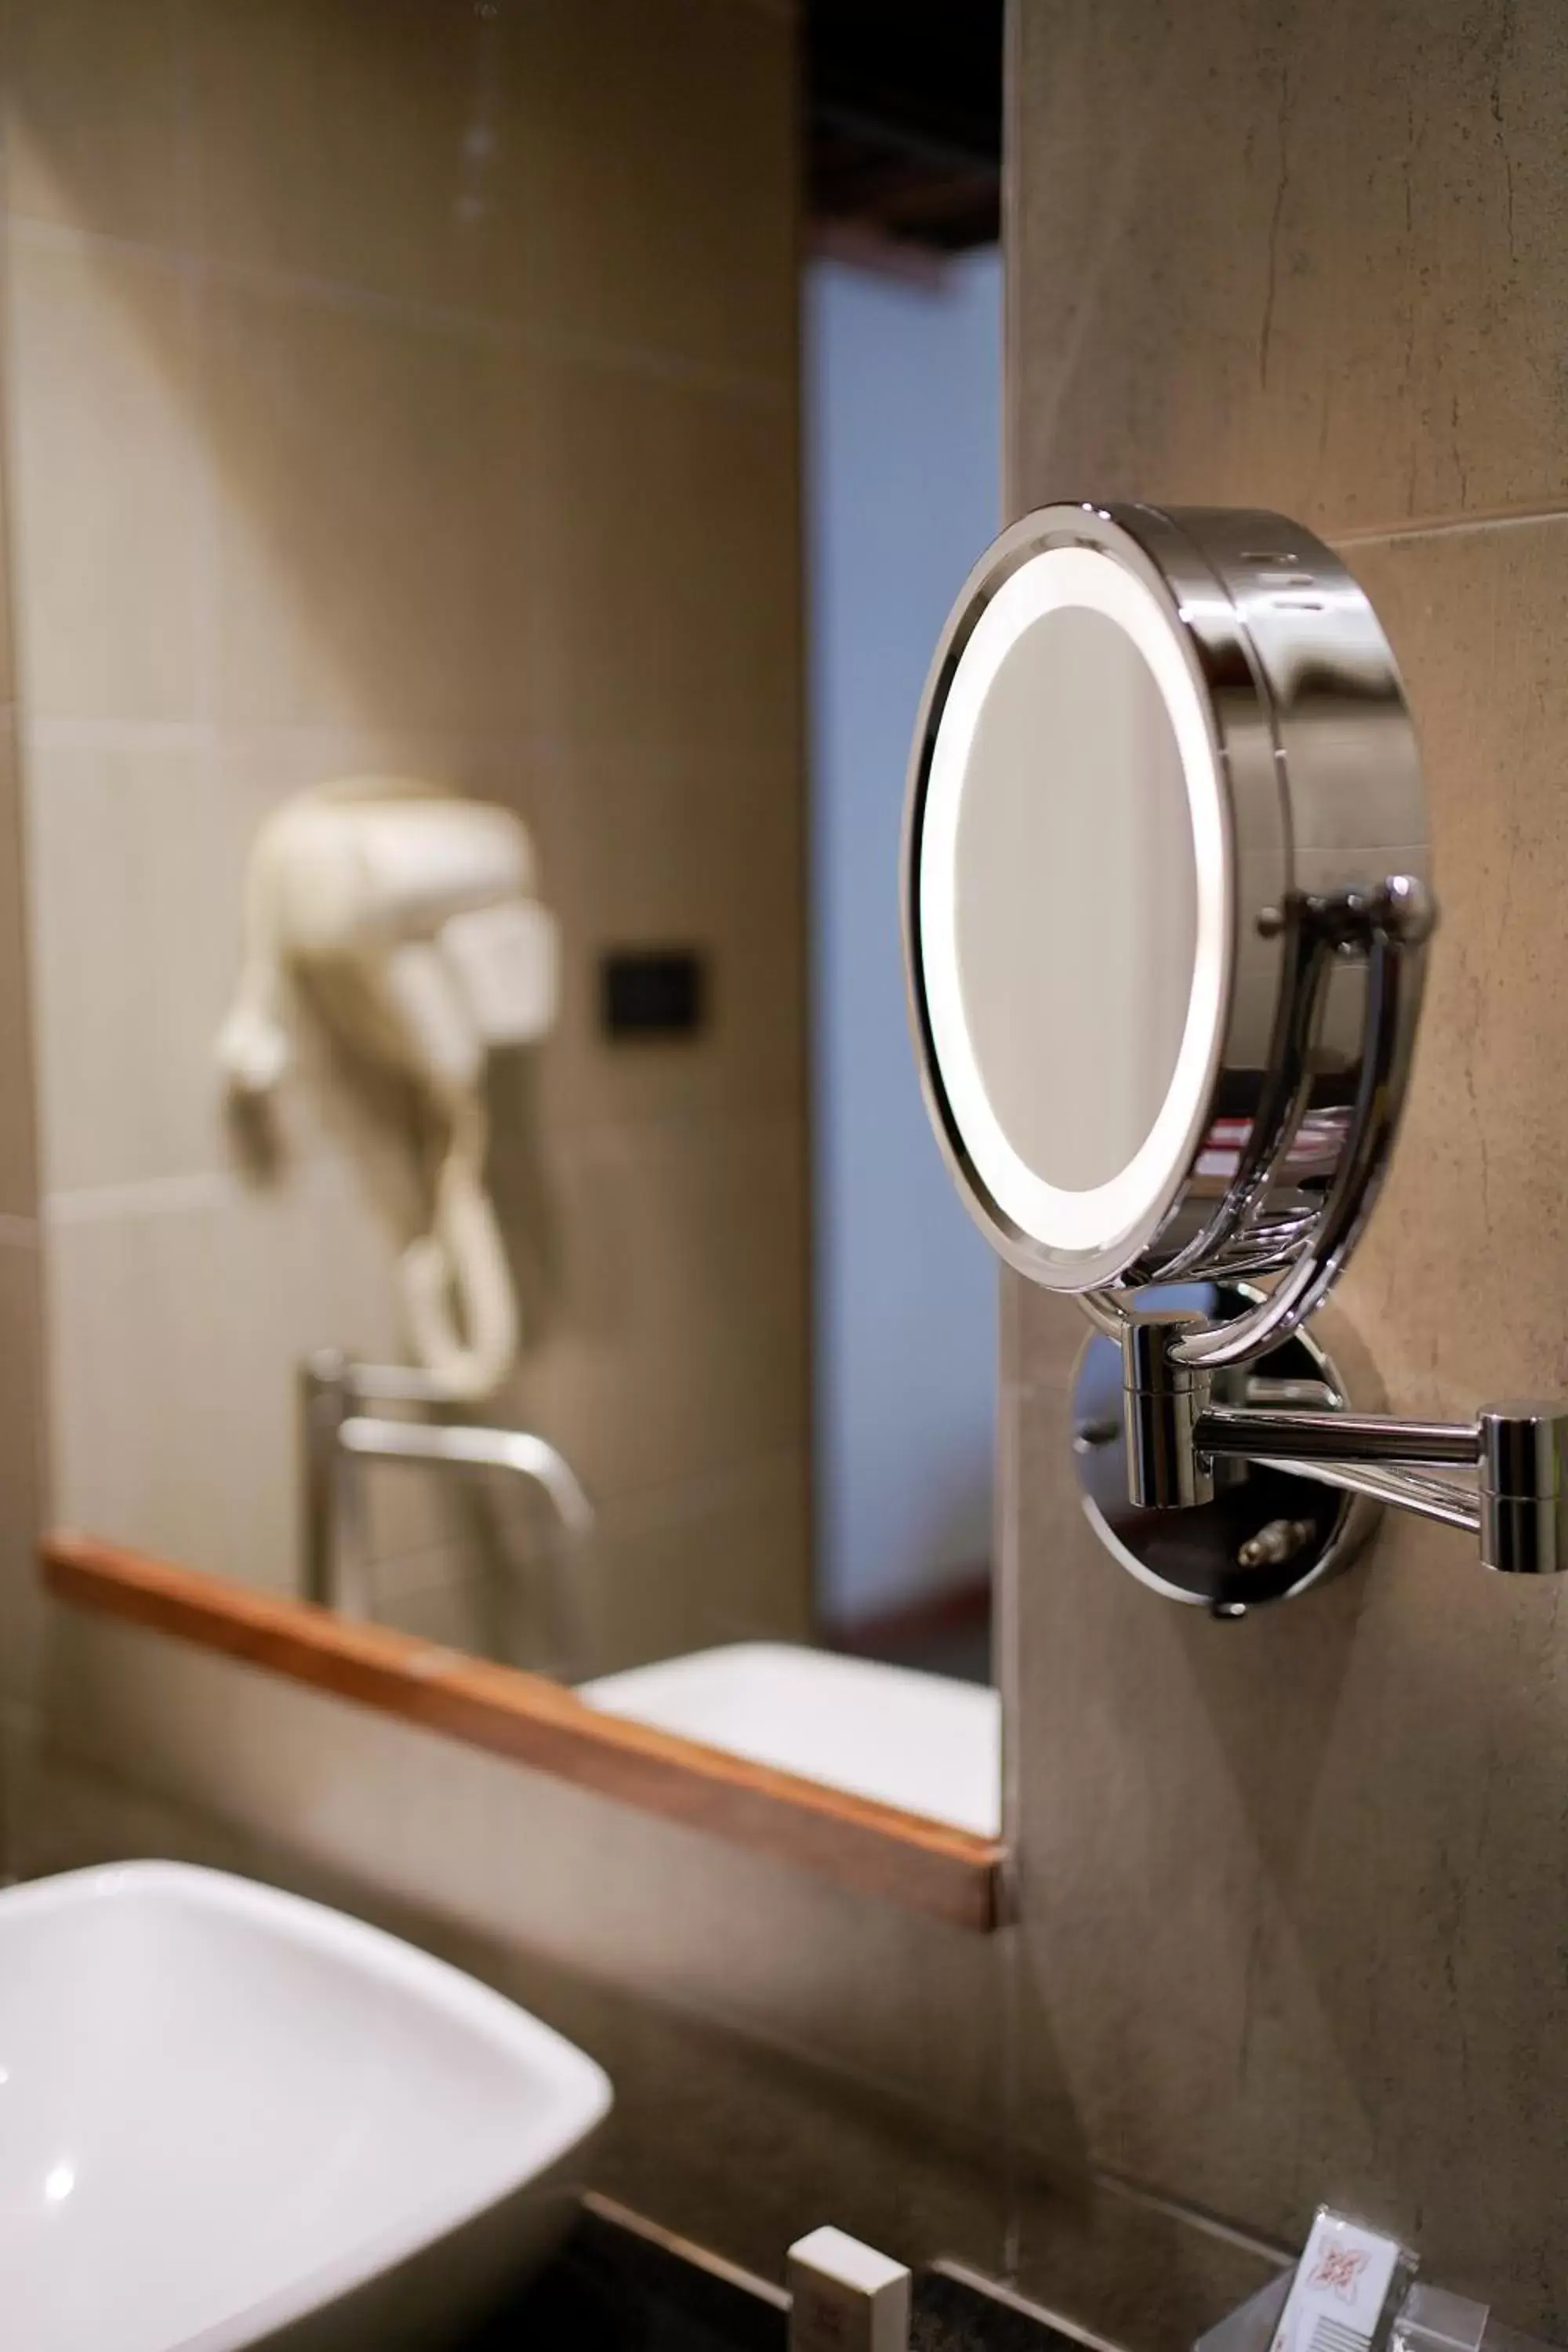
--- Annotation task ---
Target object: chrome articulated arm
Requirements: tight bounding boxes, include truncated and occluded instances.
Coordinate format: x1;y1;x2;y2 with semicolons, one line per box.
1120;1316;1568;1575
1196;1406;1482;1537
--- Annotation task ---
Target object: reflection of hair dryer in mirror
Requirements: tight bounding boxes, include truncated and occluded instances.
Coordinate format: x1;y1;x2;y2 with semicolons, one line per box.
217;777;559;1403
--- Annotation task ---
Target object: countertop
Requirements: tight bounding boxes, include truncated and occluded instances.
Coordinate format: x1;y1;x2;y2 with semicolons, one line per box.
466;2201;1091;2352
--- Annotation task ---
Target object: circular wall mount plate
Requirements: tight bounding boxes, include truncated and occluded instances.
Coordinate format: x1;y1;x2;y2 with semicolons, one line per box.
1071;1283;1382;1613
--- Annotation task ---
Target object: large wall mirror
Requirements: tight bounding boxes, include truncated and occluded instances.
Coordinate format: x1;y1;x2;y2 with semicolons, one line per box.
31;4;1007;1920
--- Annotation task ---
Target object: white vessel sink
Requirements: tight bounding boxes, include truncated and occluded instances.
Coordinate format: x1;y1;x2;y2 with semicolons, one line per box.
0;1861;612;2352
579;1642;1001;1837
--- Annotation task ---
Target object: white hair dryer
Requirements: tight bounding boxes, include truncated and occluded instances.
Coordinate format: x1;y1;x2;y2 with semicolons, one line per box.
217;778;559;1402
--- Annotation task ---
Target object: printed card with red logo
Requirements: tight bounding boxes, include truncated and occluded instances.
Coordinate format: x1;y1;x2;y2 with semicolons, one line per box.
1268;2210;1413;2352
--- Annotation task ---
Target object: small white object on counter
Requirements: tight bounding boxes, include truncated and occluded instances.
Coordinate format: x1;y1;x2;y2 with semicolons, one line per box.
788;2225;912;2352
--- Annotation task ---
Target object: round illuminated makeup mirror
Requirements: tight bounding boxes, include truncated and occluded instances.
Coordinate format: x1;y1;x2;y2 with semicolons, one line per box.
905;502;1438;1607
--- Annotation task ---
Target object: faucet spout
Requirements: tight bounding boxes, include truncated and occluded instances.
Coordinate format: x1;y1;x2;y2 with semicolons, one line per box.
299;1350;591;1613
338;1412;593;1534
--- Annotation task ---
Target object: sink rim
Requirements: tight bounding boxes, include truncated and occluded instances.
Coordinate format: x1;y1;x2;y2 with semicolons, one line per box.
2;1858;614;2352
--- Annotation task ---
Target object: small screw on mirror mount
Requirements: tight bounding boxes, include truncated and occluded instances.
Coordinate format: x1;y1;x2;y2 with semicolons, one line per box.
1236;1517;1315;1569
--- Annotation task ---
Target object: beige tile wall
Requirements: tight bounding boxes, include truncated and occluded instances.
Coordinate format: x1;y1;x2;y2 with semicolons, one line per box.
1009;0;1568;2337
0;0;809;1672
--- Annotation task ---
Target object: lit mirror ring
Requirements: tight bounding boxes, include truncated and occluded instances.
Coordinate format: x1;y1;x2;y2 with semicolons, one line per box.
902;501;1429;1298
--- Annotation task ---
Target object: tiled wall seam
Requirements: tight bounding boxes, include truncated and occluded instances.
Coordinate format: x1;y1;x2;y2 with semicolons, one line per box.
2;212;796;411
1335;508;1568;550
44;1105;805;1223
24;718;791;760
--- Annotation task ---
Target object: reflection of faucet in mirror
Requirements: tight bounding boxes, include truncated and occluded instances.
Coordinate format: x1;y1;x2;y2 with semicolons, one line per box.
301;1351;593;1620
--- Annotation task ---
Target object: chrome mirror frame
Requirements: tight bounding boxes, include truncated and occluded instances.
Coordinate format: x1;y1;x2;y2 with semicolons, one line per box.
906;500;1568;1605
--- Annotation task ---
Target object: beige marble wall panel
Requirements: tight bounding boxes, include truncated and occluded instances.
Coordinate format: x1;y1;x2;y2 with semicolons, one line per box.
502;1112;808;1502
186;0;796;383
1011;0;1568;535
45;1169;405;1590
186;0;521;318
6;235;204;724
528;746;805;1135
504;0;797;379
1010;2;1568;2334
1336;522;1568;1411
1;0;183;245
562;1444;811;1675
530;355;800;757
203;282;539;740
27;742;235;1193
1004;2155;1283;2352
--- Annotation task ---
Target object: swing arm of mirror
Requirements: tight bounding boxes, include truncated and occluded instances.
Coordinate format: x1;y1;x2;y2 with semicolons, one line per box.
905;500;1568;1602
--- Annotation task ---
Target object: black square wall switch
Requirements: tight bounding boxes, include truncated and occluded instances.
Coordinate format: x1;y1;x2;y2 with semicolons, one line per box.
600;948;708;1040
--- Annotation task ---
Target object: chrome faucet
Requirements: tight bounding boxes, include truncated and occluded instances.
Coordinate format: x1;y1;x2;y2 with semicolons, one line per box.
299;1350;592;1615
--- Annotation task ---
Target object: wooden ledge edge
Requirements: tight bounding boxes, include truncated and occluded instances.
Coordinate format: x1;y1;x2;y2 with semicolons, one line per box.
41;1534;1007;1933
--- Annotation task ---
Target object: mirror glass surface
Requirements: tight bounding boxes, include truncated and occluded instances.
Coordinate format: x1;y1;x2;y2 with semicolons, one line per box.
953;604;1198;1193
18;5;1007;1846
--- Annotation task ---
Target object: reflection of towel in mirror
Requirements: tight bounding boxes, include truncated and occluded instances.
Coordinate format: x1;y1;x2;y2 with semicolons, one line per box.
216;776;560;1403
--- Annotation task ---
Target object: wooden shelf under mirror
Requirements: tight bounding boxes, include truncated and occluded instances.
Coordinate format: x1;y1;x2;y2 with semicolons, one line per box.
41;1535;1006;1933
